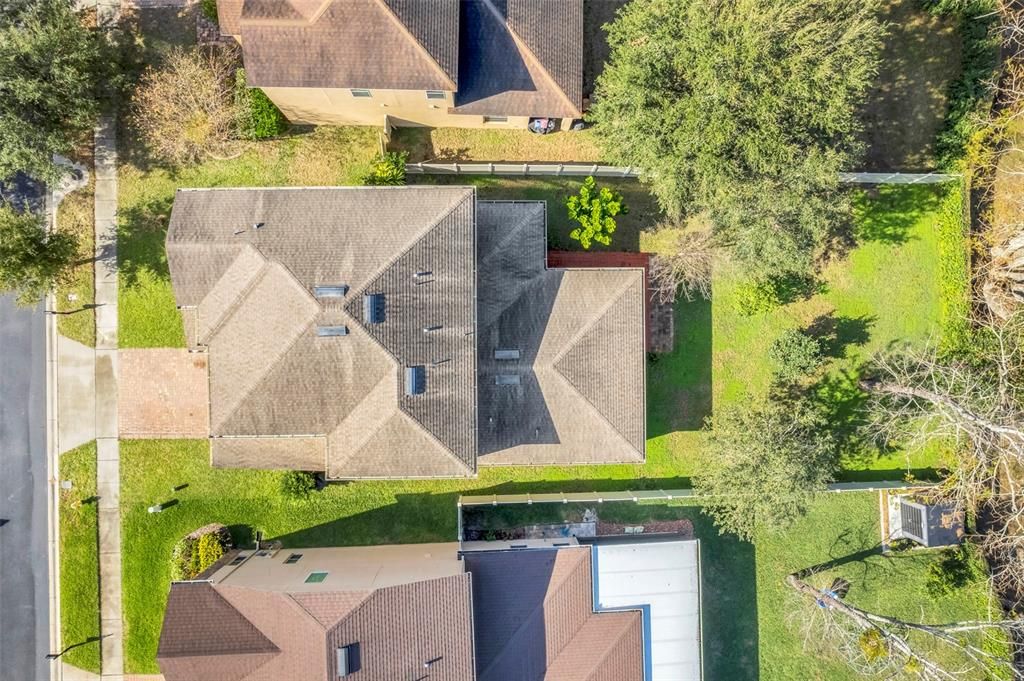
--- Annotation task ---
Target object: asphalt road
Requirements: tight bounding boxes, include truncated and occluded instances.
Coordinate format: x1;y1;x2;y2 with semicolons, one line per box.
0;294;49;681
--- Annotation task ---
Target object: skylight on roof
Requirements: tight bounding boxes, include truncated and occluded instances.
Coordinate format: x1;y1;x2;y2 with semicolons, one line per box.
314;285;349;298
316;326;349;337
363;293;385;324
405;365;426;395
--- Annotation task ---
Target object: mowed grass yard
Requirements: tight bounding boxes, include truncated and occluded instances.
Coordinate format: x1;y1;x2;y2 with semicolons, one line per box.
59;442;100;674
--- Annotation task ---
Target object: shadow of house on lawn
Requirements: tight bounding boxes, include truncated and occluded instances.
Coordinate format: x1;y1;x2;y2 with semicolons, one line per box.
270;492;759;681
648;295;712;437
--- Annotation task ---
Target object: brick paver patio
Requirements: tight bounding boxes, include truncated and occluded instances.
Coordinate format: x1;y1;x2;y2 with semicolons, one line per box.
118;349;208;439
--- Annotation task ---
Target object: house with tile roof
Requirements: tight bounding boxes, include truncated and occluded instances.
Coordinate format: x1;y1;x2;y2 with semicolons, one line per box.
215;0;585;129
157;542;653;681
166;185;645;479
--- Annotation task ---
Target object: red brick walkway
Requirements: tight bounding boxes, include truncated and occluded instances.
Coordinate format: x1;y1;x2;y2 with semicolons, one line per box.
119;349;209;438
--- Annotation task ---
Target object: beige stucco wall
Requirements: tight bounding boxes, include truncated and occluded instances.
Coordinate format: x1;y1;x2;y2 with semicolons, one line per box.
262;86;537;129
210;543;463;591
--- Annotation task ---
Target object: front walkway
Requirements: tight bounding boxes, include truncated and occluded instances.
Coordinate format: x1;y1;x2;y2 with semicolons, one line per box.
93;111;123;680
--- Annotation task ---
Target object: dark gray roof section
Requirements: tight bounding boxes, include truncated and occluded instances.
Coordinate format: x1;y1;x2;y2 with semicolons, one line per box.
476;201;645;465
346;195;477;469
504;0;584;111
383;0;460;86
453;0;582;117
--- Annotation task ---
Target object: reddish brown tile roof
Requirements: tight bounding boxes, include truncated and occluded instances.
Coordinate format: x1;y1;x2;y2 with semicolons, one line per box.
158;575;475;681
464;547;644;681
238;0;458;90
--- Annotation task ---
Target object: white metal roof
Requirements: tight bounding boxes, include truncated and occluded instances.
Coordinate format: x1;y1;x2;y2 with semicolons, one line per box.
593;539;703;681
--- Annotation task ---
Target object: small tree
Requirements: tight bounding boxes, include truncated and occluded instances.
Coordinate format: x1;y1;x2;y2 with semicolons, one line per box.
649;227;718;303
131;46;241;164
696;398;837;541
769;329;824;381
0;0;106;183
362;151;408;186
566;176;628;249
0;204;77;304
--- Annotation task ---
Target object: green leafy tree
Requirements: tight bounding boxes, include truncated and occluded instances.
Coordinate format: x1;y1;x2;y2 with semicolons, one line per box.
566;176;628;249
279;470;317;500
362;151;408;186
695;398;837;541
769;329;824;381
0;0;106;183
0;204;77;304
590;0;884;278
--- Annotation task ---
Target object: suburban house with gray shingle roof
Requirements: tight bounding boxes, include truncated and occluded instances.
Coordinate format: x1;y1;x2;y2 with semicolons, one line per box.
157;542;648;681
166;186;645;479
216;0;585;129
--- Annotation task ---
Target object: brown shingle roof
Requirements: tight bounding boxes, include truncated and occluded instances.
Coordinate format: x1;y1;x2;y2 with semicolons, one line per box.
167;187;477;479
239;0;458;90
464;547;643;681
159;575;475;681
504;0;584;111
475;202;645;465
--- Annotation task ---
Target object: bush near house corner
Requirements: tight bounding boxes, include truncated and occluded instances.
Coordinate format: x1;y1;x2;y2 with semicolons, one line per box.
362;151;409;186
234;69;288;140
169;523;230;581
200;0;218;23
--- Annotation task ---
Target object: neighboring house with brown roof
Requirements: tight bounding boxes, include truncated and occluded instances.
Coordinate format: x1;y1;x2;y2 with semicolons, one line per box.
157;542;650;681
217;0;584;129
166;186;645;479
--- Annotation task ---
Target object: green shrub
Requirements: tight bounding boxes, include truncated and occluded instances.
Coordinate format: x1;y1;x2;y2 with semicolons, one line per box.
566;176;628;249
858;628;889;662
234;69;288;140
197;533;225;572
733;279;782;315
200;0;218;23
768;329;824;381
169;525;230;581
280;470;317;500
925;543;986;596
362;151;408;186
923;0;999;168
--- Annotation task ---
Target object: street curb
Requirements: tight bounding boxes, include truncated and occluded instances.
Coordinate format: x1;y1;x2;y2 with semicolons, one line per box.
46;182;62;681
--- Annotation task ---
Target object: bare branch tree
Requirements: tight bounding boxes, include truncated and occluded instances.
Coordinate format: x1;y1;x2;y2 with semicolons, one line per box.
861;311;1024;600
648;227;720;303
787;567;1024;680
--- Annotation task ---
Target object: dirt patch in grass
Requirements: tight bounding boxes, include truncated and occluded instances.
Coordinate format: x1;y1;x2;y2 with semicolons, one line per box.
56;149;96;347
859;0;962;171
391;127;603;163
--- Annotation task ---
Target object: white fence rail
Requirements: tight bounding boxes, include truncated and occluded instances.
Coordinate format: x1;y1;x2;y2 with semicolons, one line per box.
407;162;961;184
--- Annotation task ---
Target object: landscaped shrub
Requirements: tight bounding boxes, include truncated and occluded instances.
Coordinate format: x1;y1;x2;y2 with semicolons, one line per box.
362;151;408;186
925;543;985;596
169;524;230;581
234;69;288;140
200;0;218;23
769;329;824;381
280;470;317;500
921;0;999;168
733;279;782;315
566;176;628;249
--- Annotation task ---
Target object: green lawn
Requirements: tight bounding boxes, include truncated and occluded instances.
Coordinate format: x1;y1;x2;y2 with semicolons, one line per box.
59;442;101;674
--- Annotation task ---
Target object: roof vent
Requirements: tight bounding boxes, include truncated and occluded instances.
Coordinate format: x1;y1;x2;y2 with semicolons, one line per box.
316;325;349;337
495;374;520;386
363;293;385;323
423;324;442;333
337;643;360;677
414;270;432;278
405;365;426;395
314;285;349;298
253;222;264;230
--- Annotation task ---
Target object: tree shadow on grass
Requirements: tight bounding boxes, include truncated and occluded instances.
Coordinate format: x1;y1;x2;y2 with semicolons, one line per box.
806;312;875;360
851;184;943;245
648;295;712;436
117;194;174;288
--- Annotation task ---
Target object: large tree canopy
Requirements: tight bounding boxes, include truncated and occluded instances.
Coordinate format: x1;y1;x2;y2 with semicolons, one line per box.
0;0;105;183
695;397;838;541
590;0;884;278
0;203;77;304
